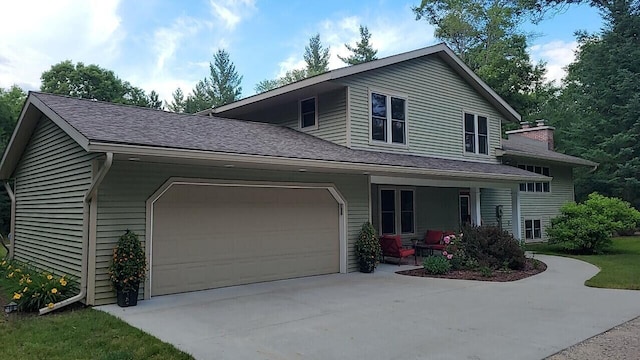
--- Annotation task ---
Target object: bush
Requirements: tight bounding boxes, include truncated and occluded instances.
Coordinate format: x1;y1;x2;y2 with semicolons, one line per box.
109;230;146;292
354;222;382;273
0;259;77;312
459;225;526;270
422;255;451;275
547;193;640;254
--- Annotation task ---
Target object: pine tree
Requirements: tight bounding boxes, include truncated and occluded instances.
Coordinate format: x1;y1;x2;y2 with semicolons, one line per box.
166;88;186;113
205;49;243;107
304;34;330;76
338;25;378;65
147;90;163;110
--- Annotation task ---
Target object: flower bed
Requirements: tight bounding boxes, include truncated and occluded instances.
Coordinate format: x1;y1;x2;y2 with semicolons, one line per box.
398;258;546;281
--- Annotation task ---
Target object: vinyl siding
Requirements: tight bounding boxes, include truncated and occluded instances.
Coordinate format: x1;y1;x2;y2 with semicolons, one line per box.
340;55;504;162
371;184;459;244
231;88;348;146
93;160;368;305
12;116;95;277
481;162;575;242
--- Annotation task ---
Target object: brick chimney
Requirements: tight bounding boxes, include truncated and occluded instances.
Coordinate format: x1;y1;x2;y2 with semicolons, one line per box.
506;119;555;150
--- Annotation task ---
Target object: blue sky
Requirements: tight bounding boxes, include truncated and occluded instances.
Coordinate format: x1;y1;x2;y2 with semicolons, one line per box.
0;1;603;103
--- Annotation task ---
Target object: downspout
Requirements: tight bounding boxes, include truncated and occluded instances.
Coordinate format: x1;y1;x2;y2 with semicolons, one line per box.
3;181;15;259
39;153;113;315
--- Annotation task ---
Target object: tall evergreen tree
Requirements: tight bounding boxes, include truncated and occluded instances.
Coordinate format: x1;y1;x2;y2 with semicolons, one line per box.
166;88;186;113
185;49;243;112
304;34;330;76
338;25;378;65
548;0;640;208
147;90;163;110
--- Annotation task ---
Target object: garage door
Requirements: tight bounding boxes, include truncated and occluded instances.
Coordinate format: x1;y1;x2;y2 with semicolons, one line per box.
151;183;340;296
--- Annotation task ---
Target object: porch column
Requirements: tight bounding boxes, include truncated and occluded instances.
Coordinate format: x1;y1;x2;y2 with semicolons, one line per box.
511;187;522;241
469;187;481;226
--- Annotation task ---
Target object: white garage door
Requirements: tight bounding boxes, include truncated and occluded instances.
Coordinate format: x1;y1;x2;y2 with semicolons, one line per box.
151;184;340;296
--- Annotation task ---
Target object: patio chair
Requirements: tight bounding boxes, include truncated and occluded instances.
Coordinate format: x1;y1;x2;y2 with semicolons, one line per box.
379;235;416;265
421;230;446;255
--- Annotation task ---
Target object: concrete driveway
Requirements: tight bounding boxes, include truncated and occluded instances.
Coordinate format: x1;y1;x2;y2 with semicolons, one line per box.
99;255;640;360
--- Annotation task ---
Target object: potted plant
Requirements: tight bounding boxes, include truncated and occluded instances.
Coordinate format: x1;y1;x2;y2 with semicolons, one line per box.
355;222;382;273
109;230;146;307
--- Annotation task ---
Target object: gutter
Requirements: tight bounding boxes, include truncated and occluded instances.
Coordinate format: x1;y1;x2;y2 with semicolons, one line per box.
39;153;113;315
3;181;15;259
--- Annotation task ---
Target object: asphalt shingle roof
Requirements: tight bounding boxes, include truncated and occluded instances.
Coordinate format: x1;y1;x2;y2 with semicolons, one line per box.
502;136;597;167
32;92;546;179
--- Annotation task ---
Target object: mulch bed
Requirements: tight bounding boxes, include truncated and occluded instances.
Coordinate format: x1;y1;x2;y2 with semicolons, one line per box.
397;258;547;282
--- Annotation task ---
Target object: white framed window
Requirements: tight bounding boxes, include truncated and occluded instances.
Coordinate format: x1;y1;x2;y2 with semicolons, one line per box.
518;165;551;193
464;112;489;155
299;97;317;129
525;219;542;240
371;91;407;145
379;188;415;235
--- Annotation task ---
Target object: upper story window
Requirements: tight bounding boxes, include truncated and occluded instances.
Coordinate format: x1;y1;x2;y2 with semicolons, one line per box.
518;165;551;192
299;97;317;129
464;113;488;155
371;92;407;145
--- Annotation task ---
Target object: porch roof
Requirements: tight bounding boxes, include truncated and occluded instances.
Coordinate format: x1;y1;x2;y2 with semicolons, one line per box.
1;92;546;183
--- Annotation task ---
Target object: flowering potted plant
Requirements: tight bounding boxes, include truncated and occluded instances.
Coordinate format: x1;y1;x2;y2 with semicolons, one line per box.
355;222;382;273
109;230;146;307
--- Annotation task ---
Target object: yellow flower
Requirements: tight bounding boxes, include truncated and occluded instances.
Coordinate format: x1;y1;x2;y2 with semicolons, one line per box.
23;287;28;293
46;274;53;280
14;268;21;273
50;288;58;294
60;279;67;286
12;293;22;300
7;265;11;269
7;272;14;278
1;260;6;266
47;303;55;309
26;278;32;284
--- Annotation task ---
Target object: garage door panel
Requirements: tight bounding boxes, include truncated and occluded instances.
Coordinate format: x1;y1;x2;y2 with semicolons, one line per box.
152;184;340;296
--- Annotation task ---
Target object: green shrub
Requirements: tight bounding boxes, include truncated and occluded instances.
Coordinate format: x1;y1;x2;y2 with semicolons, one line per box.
479;266;493;277
422;255;451;275
547;193;640;254
109;230;146;292
354;222;382;273
0;259;77;312
459;225;526;270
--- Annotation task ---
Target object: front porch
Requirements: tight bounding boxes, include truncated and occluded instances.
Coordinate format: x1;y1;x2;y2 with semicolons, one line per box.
370;175;523;250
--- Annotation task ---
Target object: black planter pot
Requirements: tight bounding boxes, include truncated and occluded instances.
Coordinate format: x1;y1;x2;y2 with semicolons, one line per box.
359;258;376;273
116;283;139;307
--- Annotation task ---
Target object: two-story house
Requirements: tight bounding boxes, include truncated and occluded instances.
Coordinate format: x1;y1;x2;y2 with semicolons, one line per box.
0;43;595;308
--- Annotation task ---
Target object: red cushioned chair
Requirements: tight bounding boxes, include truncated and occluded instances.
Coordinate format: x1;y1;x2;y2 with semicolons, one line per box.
423;230;446;255
379;235;416;265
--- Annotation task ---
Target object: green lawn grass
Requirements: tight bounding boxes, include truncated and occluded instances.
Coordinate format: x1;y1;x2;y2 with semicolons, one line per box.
0;308;194;360
527;236;640;290
0;245;193;359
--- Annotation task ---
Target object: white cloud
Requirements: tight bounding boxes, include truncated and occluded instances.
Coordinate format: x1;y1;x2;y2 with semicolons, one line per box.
209;0;256;30
530;40;578;85
153;17;207;73
0;0;124;90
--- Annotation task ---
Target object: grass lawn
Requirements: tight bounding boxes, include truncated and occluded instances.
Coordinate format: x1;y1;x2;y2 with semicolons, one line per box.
527;236;640;290
0;245;193;360
0;308;194;360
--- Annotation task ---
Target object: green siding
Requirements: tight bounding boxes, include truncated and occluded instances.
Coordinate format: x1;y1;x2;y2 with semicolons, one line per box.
12;117;95;277
481;163;575;242
94;161;368;305
232;88;347;146
341;55;504;162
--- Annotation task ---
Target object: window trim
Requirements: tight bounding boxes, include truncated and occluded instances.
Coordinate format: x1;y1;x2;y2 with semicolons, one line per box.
368;88;409;147
462;111;490;156
525;219;542;240
518;164;551;193
298;96;318;130
378;186;416;236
